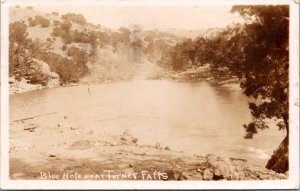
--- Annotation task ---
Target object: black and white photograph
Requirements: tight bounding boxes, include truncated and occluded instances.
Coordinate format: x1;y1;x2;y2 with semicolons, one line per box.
1;0;299;189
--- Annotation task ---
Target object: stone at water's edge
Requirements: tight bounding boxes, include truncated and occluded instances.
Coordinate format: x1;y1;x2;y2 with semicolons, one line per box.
30;59;60;87
194;154;288;180
9;59;60;94
205;154;237;180
203;168;214;180
266;135;289;173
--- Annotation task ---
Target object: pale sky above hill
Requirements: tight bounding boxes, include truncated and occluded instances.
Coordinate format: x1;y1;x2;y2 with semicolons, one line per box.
38;6;243;30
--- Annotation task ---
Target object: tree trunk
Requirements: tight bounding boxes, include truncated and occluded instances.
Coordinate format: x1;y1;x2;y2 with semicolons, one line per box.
265;135;288;173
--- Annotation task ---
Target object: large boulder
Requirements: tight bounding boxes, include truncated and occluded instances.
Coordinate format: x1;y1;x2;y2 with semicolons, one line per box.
199;154;238;180
29;59;59;87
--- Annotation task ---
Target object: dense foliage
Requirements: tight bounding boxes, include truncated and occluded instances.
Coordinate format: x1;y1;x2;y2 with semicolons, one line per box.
28;15;50;27
9;20;89;84
9;22;32;80
61;13;87;25
161;5;289;172
231;6;289;139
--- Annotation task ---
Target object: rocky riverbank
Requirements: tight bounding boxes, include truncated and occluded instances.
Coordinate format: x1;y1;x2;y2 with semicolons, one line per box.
9;59;61;94
9;112;288;180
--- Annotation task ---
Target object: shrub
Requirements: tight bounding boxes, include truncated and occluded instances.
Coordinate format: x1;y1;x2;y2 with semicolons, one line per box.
52;27;63;37
29;19;39;27
61;45;67;51
40;18;50;27
52;21;72;44
53;20;60;26
60;20;72;32
60;21;72;43
9;22;32;78
35;15;50;27
38;51;85;84
71;30;89;43
67;46;88;63
97;31;110;47
10;22;28;44
61;13;86;25
52;12;59;16
29;15;50;27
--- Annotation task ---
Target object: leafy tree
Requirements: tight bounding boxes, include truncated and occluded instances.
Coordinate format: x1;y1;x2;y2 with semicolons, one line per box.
53;20;60;26
71;30;89;43
111;27;131;49
37;51;82;84
97;31;110;48
168;39;195;71
165;5;289;173
52;26;63;37
52;12;59;16
29;15;50;27
39;17;50;28
229;5;289;173
61;13;86;25
28;17;39;27
59;21;72;44
198;24;246;80
9;22;32;79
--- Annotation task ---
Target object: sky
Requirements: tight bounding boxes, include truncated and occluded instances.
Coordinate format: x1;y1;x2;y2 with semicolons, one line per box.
38;5;244;30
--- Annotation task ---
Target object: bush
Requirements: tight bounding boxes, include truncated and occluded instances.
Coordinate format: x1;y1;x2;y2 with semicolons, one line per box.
61;13;86;25
97;31;110;47
52;12;59;16
71;30;89;43
52;21;72;44
29;15;50;28
9;22;32;78
40;18;50;27
29;19;39;27
35;15;50;27
67;46;88;66
53;20;60;26
52;27;63;37
60;20;72;31
60;21;72;44
38;51;85;84
67;46;79;56
61;45;67;51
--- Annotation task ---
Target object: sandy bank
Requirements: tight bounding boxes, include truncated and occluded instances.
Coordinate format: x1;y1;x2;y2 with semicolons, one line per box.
9;112;287;180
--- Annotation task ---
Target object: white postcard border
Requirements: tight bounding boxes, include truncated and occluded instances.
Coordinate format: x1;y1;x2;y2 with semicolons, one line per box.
1;0;299;189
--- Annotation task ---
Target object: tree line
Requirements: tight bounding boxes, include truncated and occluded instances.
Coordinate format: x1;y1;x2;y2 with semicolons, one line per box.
160;5;289;173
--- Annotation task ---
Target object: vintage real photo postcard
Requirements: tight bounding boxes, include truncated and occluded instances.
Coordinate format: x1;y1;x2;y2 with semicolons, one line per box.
1;0;299;189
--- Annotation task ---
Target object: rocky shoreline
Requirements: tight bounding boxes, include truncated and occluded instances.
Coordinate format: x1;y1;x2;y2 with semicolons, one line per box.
9;113;288;180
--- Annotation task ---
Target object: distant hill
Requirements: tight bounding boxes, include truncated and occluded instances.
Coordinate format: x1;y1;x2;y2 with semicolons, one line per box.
9;6;224;87
9;7;190;84
163;28;223;39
